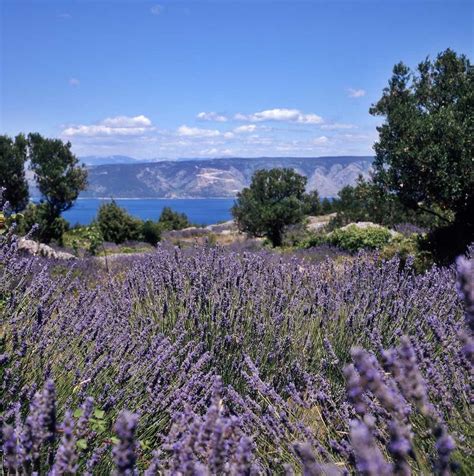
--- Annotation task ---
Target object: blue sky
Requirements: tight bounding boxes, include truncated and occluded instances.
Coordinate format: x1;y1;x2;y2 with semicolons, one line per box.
1;0;473;159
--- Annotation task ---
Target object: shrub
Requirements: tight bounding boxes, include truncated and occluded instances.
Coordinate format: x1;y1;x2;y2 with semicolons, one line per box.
64;225;104;256
141;220;162;246
96;200;142;244
158;207;190;231
17;202;69;244
328;224;393;252
300;231;327;249
281;223;311;247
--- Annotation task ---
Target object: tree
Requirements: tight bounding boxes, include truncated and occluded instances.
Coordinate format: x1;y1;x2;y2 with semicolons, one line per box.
320;197;334;215
28;133;88;243
231;168;308;246
303;190;321;215
331;175;437;229
0;134;29;212
370;49;473;260
141;220;162;246
158;207;190;231
96;200;142;244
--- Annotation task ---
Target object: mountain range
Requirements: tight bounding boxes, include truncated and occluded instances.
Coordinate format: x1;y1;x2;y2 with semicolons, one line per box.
79;156;373;198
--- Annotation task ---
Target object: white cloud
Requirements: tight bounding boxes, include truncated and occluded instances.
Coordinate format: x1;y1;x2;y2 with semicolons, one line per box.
177;125;221;138
150;5;163;15
69;78;80;87
347;88;366;98
197;111;228;122
62;115;154;137
313;136;329;145
235;108;323;124
58;13;72;19
233;124;257;134
321;123;356;130
102;115;152;128
199;148;233;157
341;133;371;141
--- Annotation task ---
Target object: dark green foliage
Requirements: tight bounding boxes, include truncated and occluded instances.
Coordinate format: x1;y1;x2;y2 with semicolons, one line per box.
96;201;142;244
0;134;29;212
18;202;69;244
331;176;437;229
302;190;321;215
28;133;88;243
281;223;311;247
158;207;190;231
419;200;474;264
231;168;309;247
370;49;473;260
320;197;334;214
141;220;162;246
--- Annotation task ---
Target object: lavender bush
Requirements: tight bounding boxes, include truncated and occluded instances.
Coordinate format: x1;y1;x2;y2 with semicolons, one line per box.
0;229;472;474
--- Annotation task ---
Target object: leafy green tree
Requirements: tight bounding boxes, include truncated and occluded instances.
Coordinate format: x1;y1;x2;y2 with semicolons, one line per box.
141;220;162;246
18;202;69;242
96;200;143;244
158;207;190;231
370;49;473;260
320;197;334;215
28;133;88;243
231;168;308;246
0;134;29;212
331;176;434;229
303;190;321;215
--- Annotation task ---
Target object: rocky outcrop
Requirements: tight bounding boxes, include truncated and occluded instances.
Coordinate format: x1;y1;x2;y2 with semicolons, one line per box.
18;238;76;260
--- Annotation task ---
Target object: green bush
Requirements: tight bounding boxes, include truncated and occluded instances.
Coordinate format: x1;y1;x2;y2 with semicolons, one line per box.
327;224;393;252
141;220;162;246
158;207;190;231
17;202;69;244
63;225;104;256
282;223;312;247
379;234;433;273
96;201;143;244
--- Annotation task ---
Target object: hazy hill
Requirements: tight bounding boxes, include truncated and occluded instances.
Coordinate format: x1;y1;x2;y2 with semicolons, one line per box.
80;156;373;198
80;155;148;166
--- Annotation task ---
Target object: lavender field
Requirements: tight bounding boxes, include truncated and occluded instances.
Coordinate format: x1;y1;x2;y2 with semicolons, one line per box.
1;232;473;475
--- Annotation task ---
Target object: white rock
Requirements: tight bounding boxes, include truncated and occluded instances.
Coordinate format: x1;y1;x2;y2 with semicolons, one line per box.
18;238;76;260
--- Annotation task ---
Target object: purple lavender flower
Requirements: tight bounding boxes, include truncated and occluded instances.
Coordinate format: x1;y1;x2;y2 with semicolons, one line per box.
434;425;456;476
456;256;474;331
349;420;392;476
51;411;78;475
456;256;474;365
113;410;138;475
2;425;18;472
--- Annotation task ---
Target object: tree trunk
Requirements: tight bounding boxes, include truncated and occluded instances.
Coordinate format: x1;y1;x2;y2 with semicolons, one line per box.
268;228;282;247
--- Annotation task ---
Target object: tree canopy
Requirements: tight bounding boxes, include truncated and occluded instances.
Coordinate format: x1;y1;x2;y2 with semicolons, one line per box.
231;168;310;247
96;200;142;244
0;134;29;212
370;50;473;220
27;133;88;242
158;207;190;231
28;133;88;216
370;49;473;260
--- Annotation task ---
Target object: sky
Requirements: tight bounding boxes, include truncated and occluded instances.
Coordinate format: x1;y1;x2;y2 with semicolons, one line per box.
1;0;473;160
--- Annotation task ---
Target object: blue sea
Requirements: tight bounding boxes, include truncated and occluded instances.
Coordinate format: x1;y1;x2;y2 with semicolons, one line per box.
62;198;236;226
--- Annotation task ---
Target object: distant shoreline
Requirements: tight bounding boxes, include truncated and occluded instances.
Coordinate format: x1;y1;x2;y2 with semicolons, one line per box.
77;197;237;201
31;196;237;201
